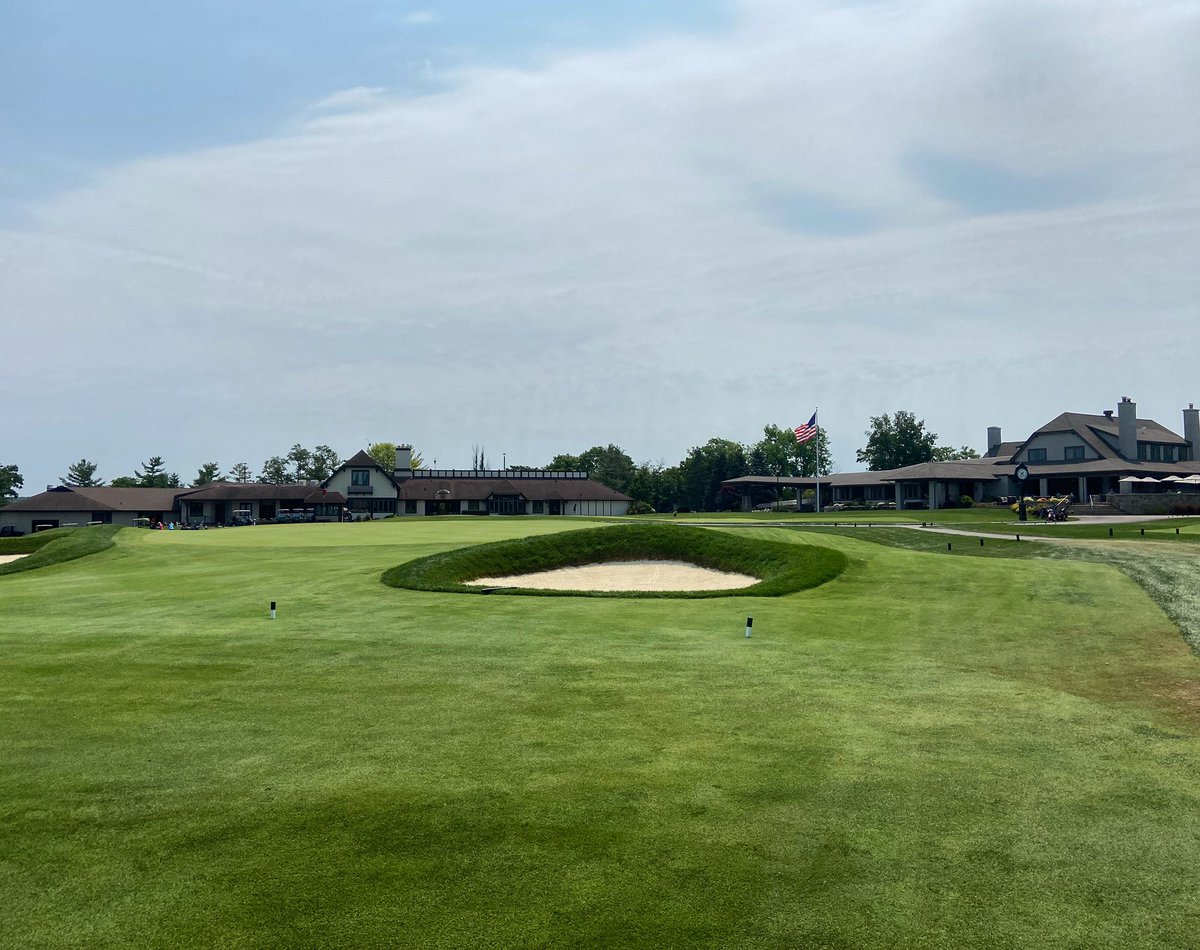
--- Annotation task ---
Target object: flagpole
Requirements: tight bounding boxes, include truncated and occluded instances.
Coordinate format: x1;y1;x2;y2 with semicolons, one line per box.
814;408;821;515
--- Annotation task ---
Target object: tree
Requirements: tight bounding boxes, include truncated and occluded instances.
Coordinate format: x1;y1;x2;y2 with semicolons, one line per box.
287;444;312;482
628;461;681;512
577;444;636;495
932;445;981;461
546;453;582;471
471;445;488;470
367;442;422;472
0;463;23;505
62;459;104;487
110;476;138;487
129;456;181;488
229;462;252;483
748;424;833;480
856;411;939;471
260;456;293;483
678;438;748;510
308;445;341;481
193;462;222;487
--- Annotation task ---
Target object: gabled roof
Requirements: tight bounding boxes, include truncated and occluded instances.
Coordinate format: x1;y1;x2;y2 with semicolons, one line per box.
342;450;380;467
1016;411;1188;463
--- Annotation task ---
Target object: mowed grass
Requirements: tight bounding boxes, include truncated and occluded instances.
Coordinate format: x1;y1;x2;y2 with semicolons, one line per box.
1;519;1199;948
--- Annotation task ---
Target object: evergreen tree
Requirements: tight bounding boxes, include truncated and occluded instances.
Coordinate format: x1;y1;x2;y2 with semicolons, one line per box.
62;459;104;487
134;456;172;488
193;462;222;486
229;462;252;483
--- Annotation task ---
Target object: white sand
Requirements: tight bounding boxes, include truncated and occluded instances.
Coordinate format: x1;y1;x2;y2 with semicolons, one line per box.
0;554;28;564
467;559;758;592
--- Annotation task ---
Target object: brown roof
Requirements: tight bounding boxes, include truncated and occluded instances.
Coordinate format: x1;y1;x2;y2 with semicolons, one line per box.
342;450;379;467
396;477;632;502
184;482;336;502
3;486;183;513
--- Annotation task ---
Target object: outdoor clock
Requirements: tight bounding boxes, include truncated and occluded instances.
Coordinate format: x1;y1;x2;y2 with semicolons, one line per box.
1015;464;1030;482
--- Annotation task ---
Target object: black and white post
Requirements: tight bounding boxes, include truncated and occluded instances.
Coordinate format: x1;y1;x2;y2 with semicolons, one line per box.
270;601;276;621
745;616;753;639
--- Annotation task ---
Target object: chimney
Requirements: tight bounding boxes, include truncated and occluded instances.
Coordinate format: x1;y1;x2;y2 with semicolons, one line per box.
1103;410;1113;420
1184;403;1200;461
393;444;413;479
986;426;1002;457
1117;396;1137;460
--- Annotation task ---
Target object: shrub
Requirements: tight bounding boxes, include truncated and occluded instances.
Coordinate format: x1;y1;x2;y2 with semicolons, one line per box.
959;495;974;508
382;523;848;599
626;501;656;515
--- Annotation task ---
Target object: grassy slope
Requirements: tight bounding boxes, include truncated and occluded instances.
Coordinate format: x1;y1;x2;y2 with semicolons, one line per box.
1;520;1198;948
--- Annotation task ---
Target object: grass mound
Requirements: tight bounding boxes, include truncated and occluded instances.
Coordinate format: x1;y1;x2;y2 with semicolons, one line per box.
0;524;121;576
382;523;847;598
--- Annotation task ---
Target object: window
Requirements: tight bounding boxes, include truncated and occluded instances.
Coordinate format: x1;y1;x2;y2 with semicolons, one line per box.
405;500;417;514
467;499;480;512
1138;444;1148;460
1027;448;1047;462
1064;445;1085;461
532;500;544;514
369;499;395;514
1150;444;1162;462
351;469;370;486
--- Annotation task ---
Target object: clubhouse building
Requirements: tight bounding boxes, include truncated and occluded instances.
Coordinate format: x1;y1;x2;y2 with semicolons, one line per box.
0;445;631;533
724;397;1200;511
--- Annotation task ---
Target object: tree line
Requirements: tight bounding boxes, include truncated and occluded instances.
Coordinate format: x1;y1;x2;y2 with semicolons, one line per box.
0;410;976;512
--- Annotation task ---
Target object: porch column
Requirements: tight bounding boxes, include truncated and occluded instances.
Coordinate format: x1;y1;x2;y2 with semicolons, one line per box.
1077;476;1087;502
928;479;938;510
1038;478;1049;497
894;482;903;509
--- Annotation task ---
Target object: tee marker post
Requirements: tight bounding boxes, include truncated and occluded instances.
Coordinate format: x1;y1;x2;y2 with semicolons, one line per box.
745;616;753;639
270;601;276;621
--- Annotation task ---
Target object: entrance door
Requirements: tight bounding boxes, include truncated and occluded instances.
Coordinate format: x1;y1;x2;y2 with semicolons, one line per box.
548;500;562;516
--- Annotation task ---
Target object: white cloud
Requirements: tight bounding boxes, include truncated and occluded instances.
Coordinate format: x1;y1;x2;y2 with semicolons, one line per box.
2;0;1198;487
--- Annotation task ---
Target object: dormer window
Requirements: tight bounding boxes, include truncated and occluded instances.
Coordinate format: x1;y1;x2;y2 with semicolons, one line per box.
1027;448;1046;462
1064;445;1084;461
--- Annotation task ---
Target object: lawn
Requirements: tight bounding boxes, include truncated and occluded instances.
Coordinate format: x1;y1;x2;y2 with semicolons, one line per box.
1;519;1198;948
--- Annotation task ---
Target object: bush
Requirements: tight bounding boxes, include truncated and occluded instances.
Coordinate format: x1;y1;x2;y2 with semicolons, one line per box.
626;501;656;515
959;495;974;508
382;523;848;599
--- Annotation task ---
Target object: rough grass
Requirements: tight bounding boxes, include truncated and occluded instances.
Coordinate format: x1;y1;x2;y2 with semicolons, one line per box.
0;524;120;575
381;522;848;598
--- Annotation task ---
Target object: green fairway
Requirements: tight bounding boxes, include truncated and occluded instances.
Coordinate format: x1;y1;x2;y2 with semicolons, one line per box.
2;520;1199;948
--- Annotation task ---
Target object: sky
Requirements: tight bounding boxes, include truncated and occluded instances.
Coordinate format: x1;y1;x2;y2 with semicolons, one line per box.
3;0;1199;490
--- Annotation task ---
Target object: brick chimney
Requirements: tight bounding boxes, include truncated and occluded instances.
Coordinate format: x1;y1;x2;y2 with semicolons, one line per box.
1117;396;1137;460
986;426;1002;457
1184;404;1200;462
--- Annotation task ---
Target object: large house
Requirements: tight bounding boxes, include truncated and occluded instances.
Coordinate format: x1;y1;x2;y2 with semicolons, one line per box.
724;397;1200;510
1;444;631;532
325;446;632;518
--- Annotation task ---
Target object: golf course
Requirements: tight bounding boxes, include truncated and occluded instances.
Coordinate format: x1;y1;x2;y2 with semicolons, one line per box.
2;516;1199;948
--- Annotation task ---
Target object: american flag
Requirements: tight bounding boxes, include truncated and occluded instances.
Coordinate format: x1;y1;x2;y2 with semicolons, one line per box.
794;412;818;444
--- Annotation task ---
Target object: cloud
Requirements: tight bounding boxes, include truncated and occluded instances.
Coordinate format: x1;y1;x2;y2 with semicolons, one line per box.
2;0;1199;487
402;11;440;26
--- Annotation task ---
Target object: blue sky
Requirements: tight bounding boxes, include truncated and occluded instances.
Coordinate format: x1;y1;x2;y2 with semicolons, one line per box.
2;0;1199;490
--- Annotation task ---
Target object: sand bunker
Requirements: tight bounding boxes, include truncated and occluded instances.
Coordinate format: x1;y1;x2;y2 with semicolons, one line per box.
467;559;758;592
0;554;28;565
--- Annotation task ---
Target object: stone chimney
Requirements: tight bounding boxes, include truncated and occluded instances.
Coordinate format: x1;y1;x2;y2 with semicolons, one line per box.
1184;404;1200;461
1117;396;1137;460
986;426;1002;457
394;444;413;479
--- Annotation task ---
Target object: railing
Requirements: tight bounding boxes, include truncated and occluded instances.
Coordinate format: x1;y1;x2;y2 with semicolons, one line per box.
347;485;374;495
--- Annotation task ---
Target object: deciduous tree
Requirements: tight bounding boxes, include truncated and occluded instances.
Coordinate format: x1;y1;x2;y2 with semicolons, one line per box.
678;438;748;510
932;445;981;461
0;463;23;505
260;456;293;484
856;411;939;471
